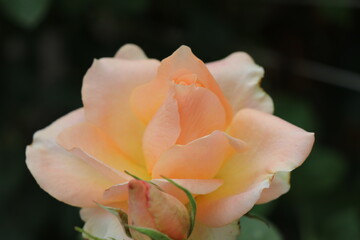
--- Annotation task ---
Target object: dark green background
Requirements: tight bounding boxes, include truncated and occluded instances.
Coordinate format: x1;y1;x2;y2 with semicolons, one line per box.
1;0;359;239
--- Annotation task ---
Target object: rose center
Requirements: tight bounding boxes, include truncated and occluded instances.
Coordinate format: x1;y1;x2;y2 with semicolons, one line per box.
173;73;205;87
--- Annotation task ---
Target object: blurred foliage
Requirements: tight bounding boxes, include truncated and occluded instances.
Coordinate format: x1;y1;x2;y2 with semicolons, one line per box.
238;216;282;240
1;0;359;239
0;0;51;29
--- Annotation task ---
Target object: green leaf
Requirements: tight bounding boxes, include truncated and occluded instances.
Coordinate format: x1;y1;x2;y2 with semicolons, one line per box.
127;225;172;240
0;0;51;29
95;202;131;238
75;226;108;240
238;216;282;240
161;176;197;237
244;213;270;227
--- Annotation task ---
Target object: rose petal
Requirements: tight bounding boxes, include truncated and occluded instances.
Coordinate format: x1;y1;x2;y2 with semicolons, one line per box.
153;179;224;203
57;122;150;180
114;43;147;60
80;208;132;240
142;89;181;172
188;220;240;240
197;180;270;227
207;52;274;114
257;171;291;204
26;109;115;207
82;56;159;165
131;45;233;124
174;85;227;145
143;85;229;172
152;130;246;179
197;108;314;226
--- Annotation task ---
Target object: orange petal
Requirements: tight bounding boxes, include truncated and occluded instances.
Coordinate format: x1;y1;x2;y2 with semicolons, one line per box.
131;45;233;124
257;171;290;204
82;57;159;165
152;130;246;179
142;90;181;172
26;109;115;207
57;122;150;180
196;109;314;226
197;180;270;227
152;179;224;203
174;84;227;144
207;52;273;114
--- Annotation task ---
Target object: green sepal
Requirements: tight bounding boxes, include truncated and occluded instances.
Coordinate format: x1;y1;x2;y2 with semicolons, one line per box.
127;225;172;240
75;226;108;240
161;175;197;237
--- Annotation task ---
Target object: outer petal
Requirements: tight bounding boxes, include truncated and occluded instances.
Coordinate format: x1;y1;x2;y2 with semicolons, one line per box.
131;45;233;124
152;130;246;179
197;109;314;226
82;56;159;165
57;122;150;180
188;220;240;240
257;171;291;204
26;109;115;207
207;52;274;114
80;208;132;240
104;179;223;204
197;180;271;227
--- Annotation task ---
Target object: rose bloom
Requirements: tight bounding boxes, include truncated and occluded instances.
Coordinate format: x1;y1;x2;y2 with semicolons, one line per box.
26;44;314;239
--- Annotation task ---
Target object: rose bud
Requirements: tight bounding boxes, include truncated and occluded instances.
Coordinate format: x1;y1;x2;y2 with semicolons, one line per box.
128;179;190;240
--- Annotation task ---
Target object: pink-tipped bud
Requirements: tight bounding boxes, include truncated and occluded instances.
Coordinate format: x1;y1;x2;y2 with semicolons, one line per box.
128;179;190;240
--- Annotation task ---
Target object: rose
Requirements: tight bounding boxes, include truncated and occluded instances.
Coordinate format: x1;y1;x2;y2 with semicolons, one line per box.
127;179;190;240
26;44;314;239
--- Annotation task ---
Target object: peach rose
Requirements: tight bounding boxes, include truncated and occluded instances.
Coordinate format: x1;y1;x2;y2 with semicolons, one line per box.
26;44;314;239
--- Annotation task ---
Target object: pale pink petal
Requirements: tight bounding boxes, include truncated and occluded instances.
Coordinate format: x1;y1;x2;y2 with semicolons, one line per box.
152;131;246;179
188;220;240;240
26;109;115;207
174;85;227;144
58;122;150;180
131;45;233;124
257;171;291;204
114;43;147;60
80;208;132;240
196;109;314;226
82;57;159;165
104;179;223;204
207;52;274;114
142;90;181;172
103;182;129;203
